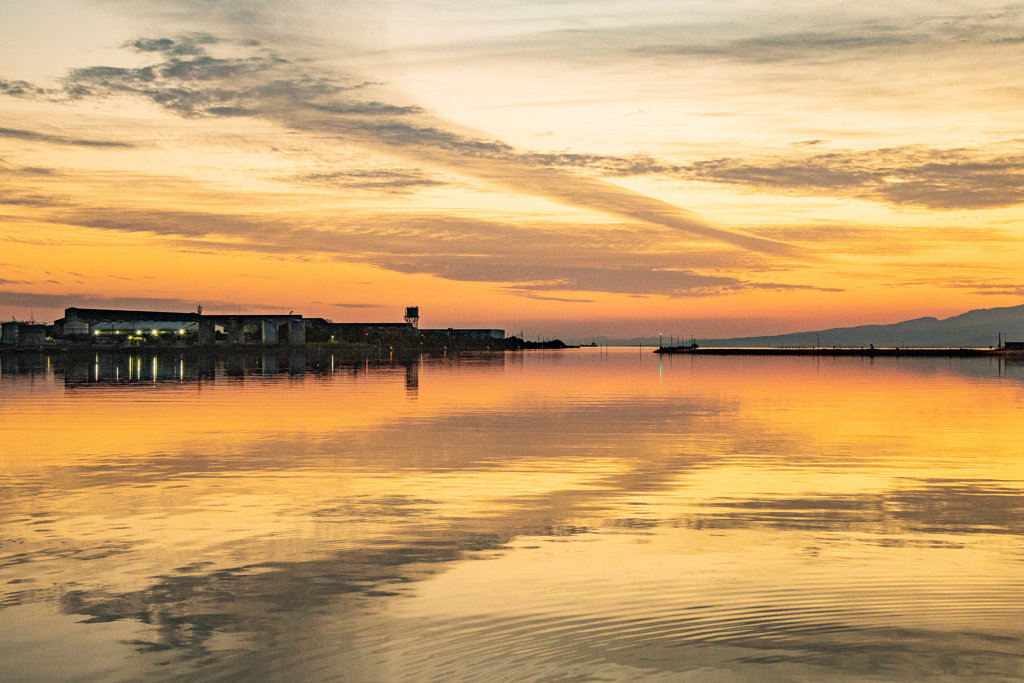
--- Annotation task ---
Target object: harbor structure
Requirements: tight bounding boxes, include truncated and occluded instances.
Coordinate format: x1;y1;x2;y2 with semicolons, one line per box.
654;345;1022;357
420;328;505;340
1;320;47;347
55;308;306;346
6;306;504;347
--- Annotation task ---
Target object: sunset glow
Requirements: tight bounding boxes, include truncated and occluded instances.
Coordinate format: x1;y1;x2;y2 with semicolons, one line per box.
2;1;1024;336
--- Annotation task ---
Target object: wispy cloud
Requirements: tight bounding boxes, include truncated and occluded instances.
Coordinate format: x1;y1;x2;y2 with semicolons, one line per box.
892;275;1024;298
0;127;134;149
12;35;806;259
386;259;842;298
508;143;1024;211
0;156;59;179
0;79;50;97
322;302;383;308
0;289;298;314
9;200;819;298
0;188;62;207
294;168;446;192
60;35;398;119
747;222;1013;256
632;28;921;63
504;292;597;303
679;146;1024;210
492;7;1024;67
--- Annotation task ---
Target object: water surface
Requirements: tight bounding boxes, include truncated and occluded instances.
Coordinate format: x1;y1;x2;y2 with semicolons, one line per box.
2;350;1023;682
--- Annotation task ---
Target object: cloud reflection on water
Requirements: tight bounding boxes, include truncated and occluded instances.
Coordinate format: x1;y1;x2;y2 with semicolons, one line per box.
1;350;1023;681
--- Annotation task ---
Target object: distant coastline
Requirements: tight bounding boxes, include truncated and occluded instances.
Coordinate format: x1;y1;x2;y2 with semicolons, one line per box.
582;302;1024;350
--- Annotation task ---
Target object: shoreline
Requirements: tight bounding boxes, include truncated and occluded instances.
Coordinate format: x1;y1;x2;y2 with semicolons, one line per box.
654;347;1024;358
3;344;1022;360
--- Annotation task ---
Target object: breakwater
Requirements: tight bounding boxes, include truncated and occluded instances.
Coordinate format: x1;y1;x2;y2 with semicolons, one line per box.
654;346;1023;357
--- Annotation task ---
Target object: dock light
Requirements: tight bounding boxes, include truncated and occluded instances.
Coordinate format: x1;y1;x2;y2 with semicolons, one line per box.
178;329;185;335
151;330;159;336
94;330;100;335
136;330;142;335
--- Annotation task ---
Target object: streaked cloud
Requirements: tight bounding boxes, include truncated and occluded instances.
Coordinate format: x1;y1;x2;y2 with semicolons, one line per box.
317;302;383;309
506;144;1024;212
27;203;795;298
31;35;805;258
0;289;296;314
747;223;1014;256
295;168;446;192
0;163;58;178
680;146;1024;210
631;28;921;63
892;275;1024;298
509;292;597;303
487;6;1024;65
0;126;134;148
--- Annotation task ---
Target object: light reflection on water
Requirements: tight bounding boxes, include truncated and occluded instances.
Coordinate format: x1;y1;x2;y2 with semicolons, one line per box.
1;349;1023;682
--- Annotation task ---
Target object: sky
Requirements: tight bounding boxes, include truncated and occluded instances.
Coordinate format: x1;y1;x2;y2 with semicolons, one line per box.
1;0;1023;338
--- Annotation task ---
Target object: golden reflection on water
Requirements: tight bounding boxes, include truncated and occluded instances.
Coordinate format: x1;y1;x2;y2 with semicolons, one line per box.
1;350;1022;682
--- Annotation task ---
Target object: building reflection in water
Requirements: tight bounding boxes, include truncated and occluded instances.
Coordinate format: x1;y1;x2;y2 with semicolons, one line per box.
0;349;505;387
406;361;419;397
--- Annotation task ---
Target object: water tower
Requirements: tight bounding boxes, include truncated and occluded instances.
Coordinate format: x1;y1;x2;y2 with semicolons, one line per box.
404;306;419;329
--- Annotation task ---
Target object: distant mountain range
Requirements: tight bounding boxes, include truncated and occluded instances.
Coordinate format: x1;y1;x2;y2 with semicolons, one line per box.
580;303;1024;348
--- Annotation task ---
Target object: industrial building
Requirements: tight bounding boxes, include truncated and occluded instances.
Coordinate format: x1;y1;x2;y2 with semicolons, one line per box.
304;307;503;343
55;307;306;345
1;320;47;347
4;306;504;347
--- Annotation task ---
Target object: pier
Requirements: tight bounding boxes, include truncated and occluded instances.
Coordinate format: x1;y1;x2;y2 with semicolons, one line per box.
654;346;1024;357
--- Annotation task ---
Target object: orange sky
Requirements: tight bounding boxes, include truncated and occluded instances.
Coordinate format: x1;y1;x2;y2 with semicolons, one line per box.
1;1;1023;337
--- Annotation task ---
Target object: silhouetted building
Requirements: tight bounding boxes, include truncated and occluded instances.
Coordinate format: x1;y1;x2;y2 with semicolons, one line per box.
52;308;305;345
18;306;502;347
304;319;414;343
1;320;47;346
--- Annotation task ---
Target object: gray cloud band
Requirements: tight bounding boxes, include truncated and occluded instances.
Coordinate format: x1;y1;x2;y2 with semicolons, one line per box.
0;289;287;313
26;205;821;297
0;127;134;148
680;150;1024;211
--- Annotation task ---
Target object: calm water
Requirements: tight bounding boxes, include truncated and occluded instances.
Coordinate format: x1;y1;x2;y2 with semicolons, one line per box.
2;349;1023;682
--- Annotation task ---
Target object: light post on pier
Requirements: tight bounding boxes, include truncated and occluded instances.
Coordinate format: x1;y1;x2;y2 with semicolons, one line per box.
659;333;662;349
